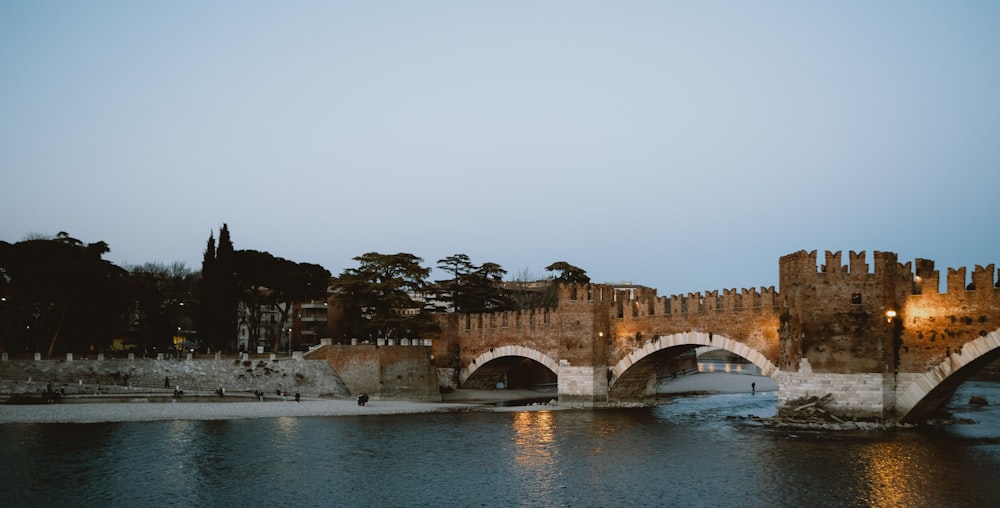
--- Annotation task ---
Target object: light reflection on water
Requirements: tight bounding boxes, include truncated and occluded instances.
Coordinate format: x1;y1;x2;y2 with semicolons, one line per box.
511;411;559;502
860;441;924;508
1;382;999;507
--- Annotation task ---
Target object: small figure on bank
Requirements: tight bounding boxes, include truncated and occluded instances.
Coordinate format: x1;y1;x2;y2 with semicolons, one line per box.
294;392;300;403
357;394;369;406
164;376;170;389
751;382;756;394
95;383;102;395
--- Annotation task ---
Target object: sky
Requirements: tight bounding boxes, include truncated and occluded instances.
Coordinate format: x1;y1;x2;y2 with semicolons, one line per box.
2;1;999;297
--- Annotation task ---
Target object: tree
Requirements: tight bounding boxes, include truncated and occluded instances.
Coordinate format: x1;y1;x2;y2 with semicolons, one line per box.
545;261;590;284
198;224;239;352
477;262;514;310
270;260;331;351
330;252;437;340
433;254;511;313
0;232;128;356
433;254;475;312
232;249;280;352
125;262;196;355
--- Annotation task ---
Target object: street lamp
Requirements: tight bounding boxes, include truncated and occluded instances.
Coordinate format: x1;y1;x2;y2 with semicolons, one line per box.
885;310;897;323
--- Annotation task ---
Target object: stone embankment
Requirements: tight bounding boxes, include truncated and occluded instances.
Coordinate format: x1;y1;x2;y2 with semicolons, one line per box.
0;356;351;399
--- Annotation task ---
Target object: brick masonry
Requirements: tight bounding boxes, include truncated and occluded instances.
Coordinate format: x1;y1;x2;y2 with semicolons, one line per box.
429;250;1000;421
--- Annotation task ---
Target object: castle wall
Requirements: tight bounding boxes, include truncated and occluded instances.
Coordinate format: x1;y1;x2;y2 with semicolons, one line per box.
316;345;439;401
777;250;910;375
899;263;1000;372
0;356;350;398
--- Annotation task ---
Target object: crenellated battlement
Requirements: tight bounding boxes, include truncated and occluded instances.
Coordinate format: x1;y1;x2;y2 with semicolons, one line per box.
449;251;997;335
452;280;783;338
654;286;779;315
781;249;910;278
777;249;1000;297
913;260;1000;295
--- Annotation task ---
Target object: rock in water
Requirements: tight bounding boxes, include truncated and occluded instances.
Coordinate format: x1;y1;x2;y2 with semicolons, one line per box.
969;395;988;406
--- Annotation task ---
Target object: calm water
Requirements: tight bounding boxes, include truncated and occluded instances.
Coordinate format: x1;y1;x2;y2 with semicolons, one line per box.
2;382;999;508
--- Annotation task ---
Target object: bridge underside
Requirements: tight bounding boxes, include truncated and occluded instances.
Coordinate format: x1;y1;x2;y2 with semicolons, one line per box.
609;345;699;402
461;357;557;390
899;347;1000;423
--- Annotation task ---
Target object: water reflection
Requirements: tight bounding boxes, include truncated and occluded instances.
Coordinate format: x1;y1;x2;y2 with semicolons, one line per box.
860;441;925;508
511;411;556;467
162;420;200;496
273;416;300;449
511;411;560;500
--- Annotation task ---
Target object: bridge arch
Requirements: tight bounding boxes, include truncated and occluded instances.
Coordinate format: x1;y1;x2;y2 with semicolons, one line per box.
609;331;779;400
459;346;560;388
611;331;778;382
896;329;1000;423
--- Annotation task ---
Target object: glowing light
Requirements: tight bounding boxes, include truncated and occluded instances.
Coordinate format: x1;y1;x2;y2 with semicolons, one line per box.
885;310;897;322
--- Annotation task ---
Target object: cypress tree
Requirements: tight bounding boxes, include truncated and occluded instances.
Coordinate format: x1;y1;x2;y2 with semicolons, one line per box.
198;232;219;351
216;224;238;351
198;225;239;353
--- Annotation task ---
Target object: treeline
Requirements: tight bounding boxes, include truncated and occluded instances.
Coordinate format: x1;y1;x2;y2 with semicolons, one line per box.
0;225;589;356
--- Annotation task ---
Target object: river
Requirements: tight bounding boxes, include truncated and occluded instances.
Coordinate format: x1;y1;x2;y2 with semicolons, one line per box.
2;381;998;507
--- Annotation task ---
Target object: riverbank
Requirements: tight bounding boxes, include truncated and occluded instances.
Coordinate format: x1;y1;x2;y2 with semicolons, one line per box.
0;396;550;425
0;373;758;425
0;373;774;424
0;387;565;424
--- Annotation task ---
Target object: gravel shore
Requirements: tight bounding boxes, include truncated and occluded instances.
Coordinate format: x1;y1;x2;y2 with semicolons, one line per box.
0;388;563;424
0;398;490;424
0;373;769;424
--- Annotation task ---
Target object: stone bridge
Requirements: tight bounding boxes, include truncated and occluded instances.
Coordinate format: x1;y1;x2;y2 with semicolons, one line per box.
432;250;1000;423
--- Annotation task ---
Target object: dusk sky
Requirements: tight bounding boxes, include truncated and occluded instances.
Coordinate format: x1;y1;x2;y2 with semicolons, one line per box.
2;1;998;296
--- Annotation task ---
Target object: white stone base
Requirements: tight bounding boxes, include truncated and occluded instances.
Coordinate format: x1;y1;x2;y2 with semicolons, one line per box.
558;365;608;407
775;369;892;418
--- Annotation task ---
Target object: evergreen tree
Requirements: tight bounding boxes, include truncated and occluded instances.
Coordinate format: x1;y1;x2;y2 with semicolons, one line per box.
216;224;237;351
197;232;217;350
434;254;510;313
0;232;128;356
198;224;239;352
330;252;437;341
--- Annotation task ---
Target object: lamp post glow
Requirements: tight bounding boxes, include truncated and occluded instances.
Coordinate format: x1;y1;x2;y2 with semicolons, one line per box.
885;310;897;323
